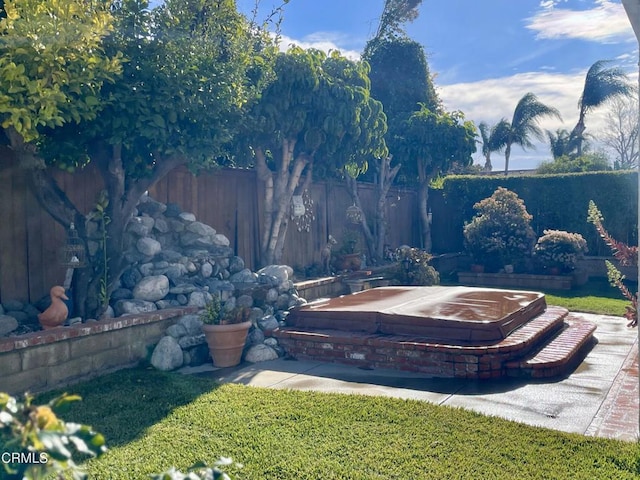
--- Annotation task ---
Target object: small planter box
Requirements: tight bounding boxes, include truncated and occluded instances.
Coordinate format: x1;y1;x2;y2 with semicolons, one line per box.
457;272;573;290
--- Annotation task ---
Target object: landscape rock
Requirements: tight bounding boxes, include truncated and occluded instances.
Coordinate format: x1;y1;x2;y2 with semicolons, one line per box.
258;315;279;331
114;299;157;316
0;315;19;336
166;323;188;339
178;334;206;349
178;315;204;336
133;275;170;302
245;344;278;363
137;237;162;257
151;336;184;371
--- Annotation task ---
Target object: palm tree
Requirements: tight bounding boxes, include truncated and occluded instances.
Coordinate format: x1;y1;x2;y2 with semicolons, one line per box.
546;128;578;159
499;92;561;175
572;59;631;156
478;121;507;171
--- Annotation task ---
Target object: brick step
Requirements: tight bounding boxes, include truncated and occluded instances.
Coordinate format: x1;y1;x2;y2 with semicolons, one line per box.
506;315;597;378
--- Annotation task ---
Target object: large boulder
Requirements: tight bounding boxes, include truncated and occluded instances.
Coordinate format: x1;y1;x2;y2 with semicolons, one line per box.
150;336;184;371
133;275;170;302
0;315;19;336
136;237;162;256
245;344;278;363
114;299;157;316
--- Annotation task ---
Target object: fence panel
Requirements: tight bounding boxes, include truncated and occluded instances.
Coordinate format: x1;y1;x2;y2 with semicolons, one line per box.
1;163;420;305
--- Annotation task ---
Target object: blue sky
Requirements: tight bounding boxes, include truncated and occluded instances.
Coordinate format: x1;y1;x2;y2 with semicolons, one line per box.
154;0;639;170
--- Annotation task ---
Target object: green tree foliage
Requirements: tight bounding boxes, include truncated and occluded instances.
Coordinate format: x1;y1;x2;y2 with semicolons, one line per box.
398;105;476;250
546;128;578;159
370;0;423;44
536;152;611;174
3;0;274;318
572;59;631;156
242;47;387;265
0;0;122;144
495;92;561;175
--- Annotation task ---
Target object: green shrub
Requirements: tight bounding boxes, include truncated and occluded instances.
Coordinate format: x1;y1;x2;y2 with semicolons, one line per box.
432;171;637;255
463;187;536;272
394;247;439;285
533;230;588;273
0;392;107;480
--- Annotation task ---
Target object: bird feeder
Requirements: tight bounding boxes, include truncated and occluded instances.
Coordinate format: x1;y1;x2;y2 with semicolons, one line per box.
59;223;86;268
346;204;362;224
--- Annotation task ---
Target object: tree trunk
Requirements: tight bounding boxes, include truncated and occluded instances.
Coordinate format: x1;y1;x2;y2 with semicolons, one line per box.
504;143;511;175
418;182;431;252
483;153;492;171
255;140;310;266
345;175;375;261
417;158;432;252
573;116;586;157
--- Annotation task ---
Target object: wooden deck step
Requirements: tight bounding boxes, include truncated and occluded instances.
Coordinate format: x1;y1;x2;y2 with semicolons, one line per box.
506;315;597;378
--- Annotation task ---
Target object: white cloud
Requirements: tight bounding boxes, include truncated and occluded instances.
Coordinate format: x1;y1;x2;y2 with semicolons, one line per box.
527;0;634;43
438;67;638;171
275;33;362;60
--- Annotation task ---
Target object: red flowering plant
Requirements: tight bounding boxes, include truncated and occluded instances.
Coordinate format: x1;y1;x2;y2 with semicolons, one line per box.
587;201;637;327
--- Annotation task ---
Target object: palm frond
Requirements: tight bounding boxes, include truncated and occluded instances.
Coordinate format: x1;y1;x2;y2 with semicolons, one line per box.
579;59;631;113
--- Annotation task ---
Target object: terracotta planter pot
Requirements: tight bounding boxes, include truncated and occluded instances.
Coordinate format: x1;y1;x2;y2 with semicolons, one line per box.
334;253;362;271
470;264;485;273
202;321;251;368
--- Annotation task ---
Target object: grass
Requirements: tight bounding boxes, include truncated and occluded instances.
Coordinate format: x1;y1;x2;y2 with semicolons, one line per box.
543;278;631;317
39;368;639;480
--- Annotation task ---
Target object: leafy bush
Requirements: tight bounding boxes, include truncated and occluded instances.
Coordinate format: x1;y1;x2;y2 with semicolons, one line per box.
151;458;238;480
463;187;536;272
536;152;611;174
533;230;588;273
394;247;439;285
0;392;107;480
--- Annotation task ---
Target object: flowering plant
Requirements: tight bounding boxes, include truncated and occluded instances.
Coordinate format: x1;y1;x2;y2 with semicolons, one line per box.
533;229;588;273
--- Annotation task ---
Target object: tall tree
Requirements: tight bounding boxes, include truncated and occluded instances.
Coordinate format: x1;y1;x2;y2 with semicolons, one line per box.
397;106;476;251
371;0;423;44
497;92;561;175
242;47;387;265
600;93;639;170
5;0;273;318
546;128;578;159
572;59;632;156
478;121;507;171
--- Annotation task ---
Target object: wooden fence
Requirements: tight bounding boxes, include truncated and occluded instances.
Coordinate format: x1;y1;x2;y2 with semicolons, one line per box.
0;156;420;305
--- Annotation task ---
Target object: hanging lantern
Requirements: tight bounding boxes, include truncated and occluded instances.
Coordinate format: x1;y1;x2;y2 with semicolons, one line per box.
346;204;362;224
59;223;86;268
291;195;306;218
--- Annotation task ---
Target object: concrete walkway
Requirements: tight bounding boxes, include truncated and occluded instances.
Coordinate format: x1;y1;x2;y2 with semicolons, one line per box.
182;313;638;442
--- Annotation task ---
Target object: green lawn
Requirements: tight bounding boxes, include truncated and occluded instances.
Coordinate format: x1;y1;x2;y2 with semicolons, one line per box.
40;368;639;480
544;278;631;316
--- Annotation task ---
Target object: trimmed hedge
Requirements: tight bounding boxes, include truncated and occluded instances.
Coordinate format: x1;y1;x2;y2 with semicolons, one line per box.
430;171;638;255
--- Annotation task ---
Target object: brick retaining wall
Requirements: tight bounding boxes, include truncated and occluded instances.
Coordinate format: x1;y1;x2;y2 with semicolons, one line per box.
0;307;196;395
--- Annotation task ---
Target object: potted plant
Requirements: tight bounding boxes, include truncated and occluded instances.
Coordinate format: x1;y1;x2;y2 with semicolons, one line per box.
463;187;536;273
333;228;363;272
533;229;588;274
200;297;252;368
